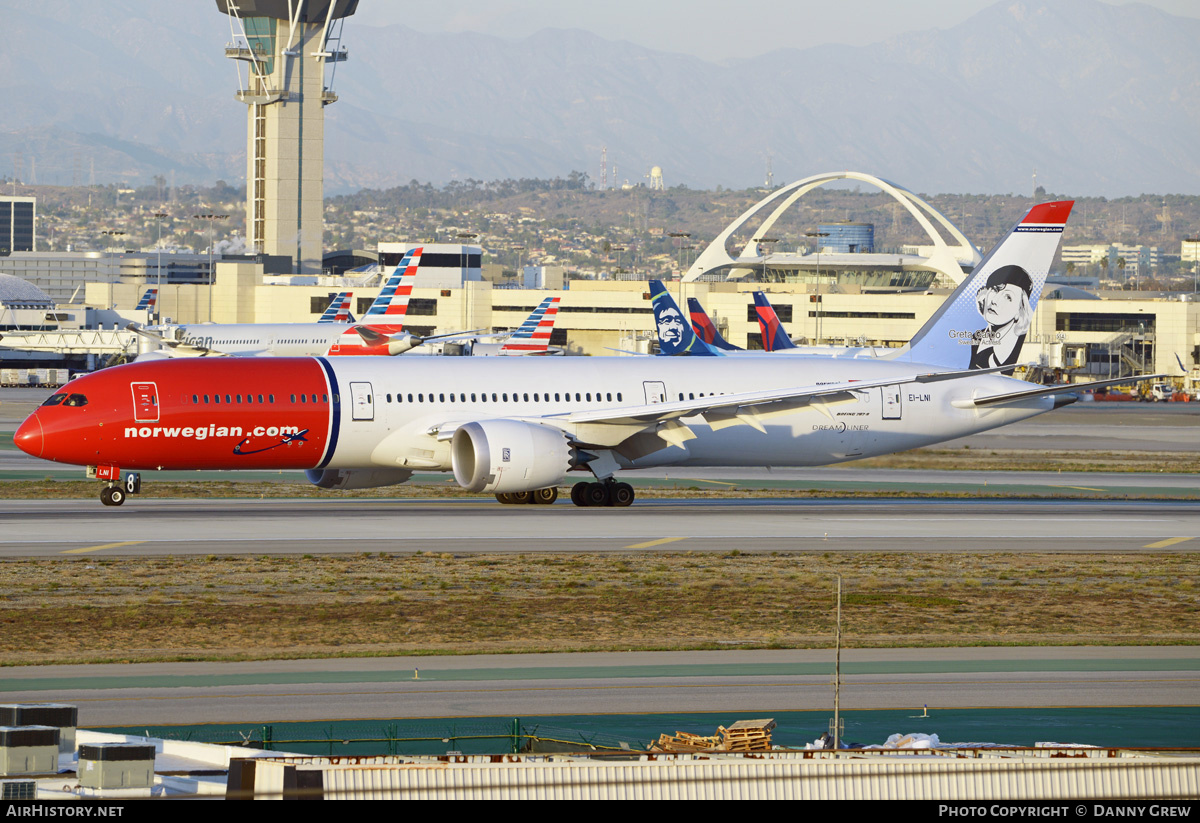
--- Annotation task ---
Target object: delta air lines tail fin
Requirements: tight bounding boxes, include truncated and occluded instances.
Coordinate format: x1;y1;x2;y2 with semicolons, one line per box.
649;280;721;356
687;298;741;351
500;296;561;354
753;292;797;352
362;248;421;325
897;201;1073;372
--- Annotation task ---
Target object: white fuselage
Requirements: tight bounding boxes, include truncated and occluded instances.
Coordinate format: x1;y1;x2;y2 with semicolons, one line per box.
319;354;1052;472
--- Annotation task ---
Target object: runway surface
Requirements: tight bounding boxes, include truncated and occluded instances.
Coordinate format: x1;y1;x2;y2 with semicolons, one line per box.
1;497;1198;557
4;648;1197;727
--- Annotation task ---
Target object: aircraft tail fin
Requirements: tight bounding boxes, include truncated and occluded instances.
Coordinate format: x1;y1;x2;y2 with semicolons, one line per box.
897;201;1074;372
134;288;157;312
753;292;797;352
500;296;560;354
318;291;354;323
649;281;721;356
362;248;420;325
687;297;741;351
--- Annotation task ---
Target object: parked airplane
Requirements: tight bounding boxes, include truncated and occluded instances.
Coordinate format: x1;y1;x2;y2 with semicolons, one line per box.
683;291;808;352
128;248;467;358
411;296;563;357
16;201;1160;508
133;289;158;313
316;291;355;324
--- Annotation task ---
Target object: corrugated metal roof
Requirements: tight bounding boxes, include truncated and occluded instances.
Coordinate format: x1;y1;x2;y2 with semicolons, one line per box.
242;750;1200;800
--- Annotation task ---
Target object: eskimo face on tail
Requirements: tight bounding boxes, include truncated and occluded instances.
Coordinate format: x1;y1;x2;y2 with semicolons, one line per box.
658;306;685;346
899;201;1073;372
969;265;1034;370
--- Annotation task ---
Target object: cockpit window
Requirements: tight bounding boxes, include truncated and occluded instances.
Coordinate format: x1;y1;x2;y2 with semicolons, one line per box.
41;393;87;407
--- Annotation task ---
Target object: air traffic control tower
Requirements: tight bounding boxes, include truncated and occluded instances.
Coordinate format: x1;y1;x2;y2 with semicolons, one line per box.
216;1;356;274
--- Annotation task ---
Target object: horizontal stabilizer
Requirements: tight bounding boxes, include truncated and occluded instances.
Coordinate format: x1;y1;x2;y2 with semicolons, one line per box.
953;374;1169;408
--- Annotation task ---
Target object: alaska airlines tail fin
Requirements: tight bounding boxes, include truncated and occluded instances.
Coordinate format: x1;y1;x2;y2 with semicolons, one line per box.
134;288;157;312
649;280;720;356
318;291;355;323
687;298;741;351
500;296;561;354
753;292;797;352
362;248;420;325
897;201;1073;372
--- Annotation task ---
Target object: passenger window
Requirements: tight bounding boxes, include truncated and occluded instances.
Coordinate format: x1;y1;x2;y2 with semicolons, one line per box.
192;394;199;404
607;393;612;402
290;394;296;403
555;393;560;402
311;394;317;404
214;395;221;404
269;394;275;403
471;393;477;402
259;394;265;404
617;393;622;401
523;393;529;402
407;394;413;403
204;395;210;404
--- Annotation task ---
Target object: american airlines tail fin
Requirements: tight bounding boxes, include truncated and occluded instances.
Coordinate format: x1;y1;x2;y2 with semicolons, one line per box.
687;297;741;351
896;201;1074;372
753;292;797;352
649;280;721;356
362;247;420;325
500;296;561;354
317;291;355;324
134;288;157;312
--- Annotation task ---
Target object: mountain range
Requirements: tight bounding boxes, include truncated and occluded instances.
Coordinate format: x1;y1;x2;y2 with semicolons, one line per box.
1;0;1197;196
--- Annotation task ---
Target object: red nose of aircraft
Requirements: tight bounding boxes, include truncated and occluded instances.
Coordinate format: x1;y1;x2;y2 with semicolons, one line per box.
14;413;43;458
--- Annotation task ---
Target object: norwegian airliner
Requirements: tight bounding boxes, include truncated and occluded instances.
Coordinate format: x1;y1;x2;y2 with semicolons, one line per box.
16;202;1162;508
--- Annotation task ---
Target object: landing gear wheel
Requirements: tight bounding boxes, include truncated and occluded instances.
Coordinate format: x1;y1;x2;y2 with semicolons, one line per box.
610;482;635;507
571;482;590;507
101;486;125;507
496;493;513;504
511;490;533;504
533;487;558;504
585;482;611;507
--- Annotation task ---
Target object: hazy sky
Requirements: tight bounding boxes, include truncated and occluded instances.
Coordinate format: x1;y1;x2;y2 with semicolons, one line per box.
359;0;1200;60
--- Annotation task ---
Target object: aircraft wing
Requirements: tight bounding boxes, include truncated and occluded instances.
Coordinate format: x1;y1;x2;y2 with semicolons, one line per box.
556;364;1020;429
953;374;1169;408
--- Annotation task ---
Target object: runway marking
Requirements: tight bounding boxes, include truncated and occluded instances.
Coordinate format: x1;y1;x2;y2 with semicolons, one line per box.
625;537;688;549
1144;537;1194;549
689;479;738;487
63;541;147;555
1053;485;1108;492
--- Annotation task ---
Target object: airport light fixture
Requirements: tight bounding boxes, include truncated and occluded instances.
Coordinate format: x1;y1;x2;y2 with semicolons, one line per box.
151;212;169;312
193;213;229;322
753;236;779;282
806;231;831;343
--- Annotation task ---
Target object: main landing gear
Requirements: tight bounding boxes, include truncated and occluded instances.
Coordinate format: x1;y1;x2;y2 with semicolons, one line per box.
569;479;634;508
495;487;558;505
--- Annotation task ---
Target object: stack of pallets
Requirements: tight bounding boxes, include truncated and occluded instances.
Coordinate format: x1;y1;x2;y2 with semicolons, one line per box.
650;719;776;753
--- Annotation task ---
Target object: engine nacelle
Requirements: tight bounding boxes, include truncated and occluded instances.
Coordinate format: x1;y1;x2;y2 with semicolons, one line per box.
451;419;572;493
305;468;413;490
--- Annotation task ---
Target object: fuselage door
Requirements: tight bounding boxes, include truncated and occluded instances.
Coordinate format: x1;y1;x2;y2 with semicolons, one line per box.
643;381;667;405
882;385;902;420
131;382;159;423
350;381;374;421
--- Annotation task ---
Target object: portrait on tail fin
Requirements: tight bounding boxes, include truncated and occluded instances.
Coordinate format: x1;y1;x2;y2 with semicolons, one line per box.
968;265;1033;374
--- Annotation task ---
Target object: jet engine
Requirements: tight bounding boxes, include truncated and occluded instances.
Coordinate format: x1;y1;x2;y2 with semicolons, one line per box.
451;419;573;493
304;468;413;490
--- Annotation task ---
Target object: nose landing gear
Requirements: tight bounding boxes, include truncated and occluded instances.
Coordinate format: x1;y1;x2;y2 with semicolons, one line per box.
570;479;634;508
91;467;140;507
